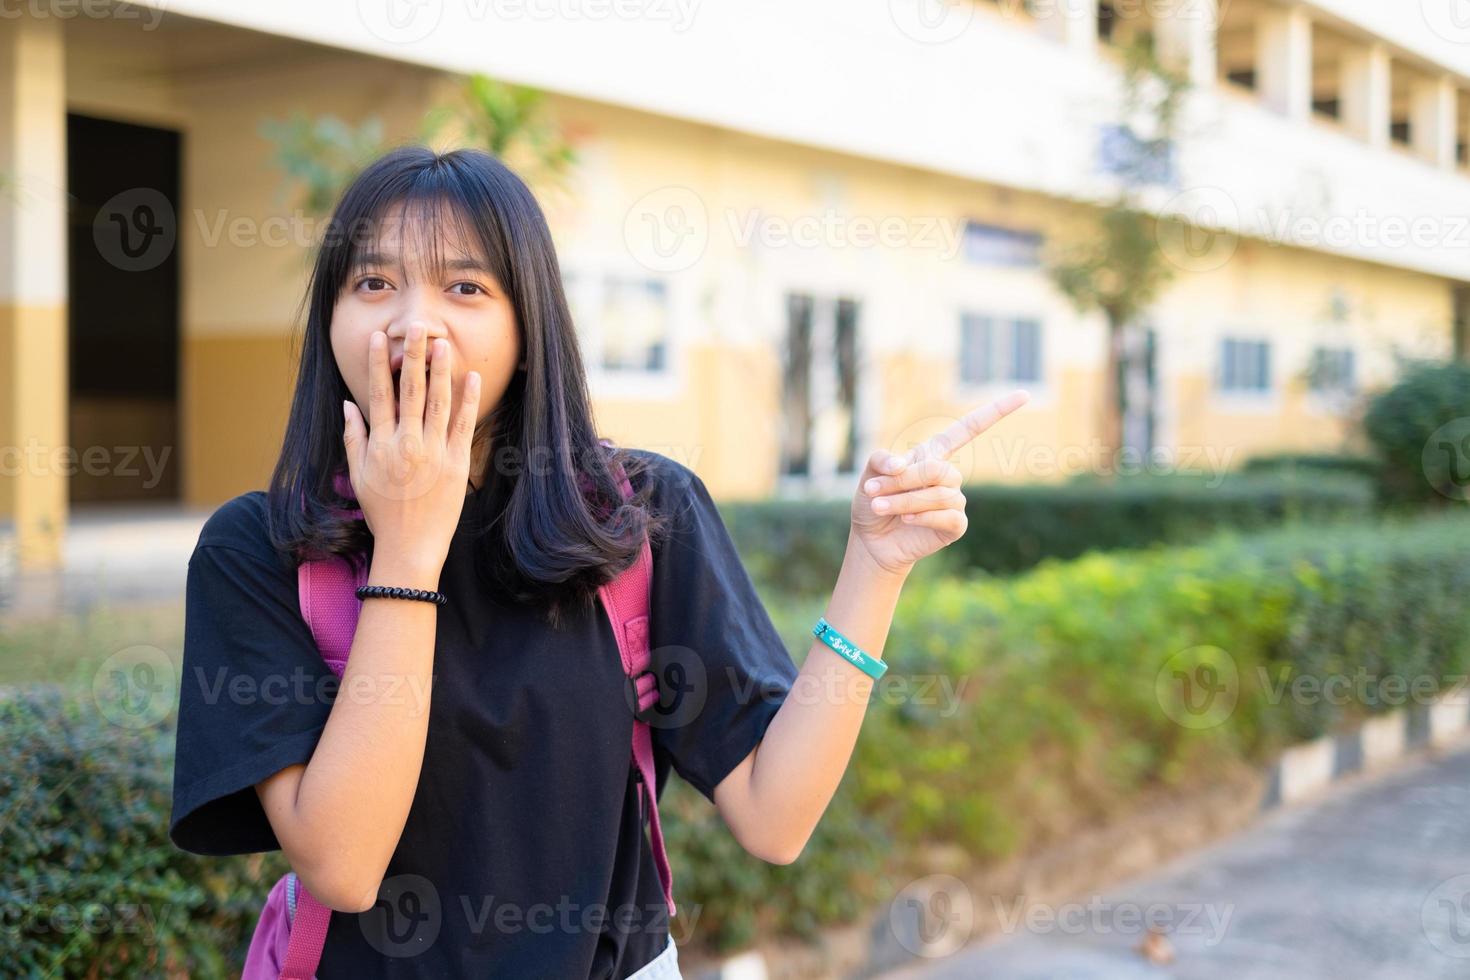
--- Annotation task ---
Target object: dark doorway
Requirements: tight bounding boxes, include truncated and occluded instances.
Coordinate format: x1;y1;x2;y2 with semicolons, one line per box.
66;113;181;503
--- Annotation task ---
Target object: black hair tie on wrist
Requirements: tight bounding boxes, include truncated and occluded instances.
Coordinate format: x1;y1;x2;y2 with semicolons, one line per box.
355;585;448;606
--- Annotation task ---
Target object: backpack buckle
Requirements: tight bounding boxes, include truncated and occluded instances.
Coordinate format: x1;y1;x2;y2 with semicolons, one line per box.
627;668;660;722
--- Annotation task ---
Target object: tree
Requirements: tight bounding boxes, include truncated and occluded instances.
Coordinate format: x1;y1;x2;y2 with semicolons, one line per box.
1045;31;1191;461
261;74;577;218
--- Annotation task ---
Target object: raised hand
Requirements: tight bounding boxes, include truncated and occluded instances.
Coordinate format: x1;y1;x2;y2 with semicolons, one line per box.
341;323;482;578
850;390;1030;578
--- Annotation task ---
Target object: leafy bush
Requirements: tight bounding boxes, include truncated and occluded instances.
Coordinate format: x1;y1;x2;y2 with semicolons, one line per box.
1362;358;1470;504
10;512;1467;969
721;471;1375;591
846;513;1470;861
0;685;283;979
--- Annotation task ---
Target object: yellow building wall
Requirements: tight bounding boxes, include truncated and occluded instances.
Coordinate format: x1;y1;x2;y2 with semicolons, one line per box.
44;15;1460;518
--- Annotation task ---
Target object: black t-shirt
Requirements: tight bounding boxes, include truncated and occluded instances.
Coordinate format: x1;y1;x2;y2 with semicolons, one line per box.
168;449;799;978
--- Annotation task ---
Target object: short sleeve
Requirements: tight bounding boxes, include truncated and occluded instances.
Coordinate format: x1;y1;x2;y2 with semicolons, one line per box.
168;497;337;856
643;456;800;804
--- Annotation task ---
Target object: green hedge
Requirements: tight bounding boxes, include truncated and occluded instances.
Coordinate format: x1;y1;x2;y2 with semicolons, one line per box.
1;686;283;978
848;512;1470;859
720;471;1376;592
9;512;1467;966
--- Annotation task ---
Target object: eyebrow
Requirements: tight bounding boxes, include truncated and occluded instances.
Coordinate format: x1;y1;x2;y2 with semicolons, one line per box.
352;250;492;275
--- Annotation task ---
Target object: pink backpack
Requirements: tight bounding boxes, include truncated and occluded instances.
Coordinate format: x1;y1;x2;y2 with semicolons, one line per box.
242;454;675;979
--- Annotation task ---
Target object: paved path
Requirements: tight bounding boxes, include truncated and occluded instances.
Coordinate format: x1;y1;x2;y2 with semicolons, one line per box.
0;503;206;620
886;743;1470;980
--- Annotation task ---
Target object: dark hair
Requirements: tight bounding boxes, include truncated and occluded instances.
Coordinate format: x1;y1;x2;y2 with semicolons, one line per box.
266;145;669;628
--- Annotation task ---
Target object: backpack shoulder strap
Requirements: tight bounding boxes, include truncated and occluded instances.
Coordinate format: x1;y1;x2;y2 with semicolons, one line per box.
595;449;676;919
280;470;367;978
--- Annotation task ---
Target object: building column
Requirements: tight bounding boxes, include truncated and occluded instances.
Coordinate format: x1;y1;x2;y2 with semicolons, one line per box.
0;14;68;570
1340;43;1390;148
1256;5;1311;120
1155;0;1217;90
1411;73;1458;168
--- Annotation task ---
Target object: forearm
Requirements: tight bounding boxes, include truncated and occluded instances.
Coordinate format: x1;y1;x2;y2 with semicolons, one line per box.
291;553;440;908
742;530;907;861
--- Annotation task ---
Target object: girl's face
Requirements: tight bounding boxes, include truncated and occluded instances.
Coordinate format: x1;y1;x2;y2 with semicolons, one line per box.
331;208;522;483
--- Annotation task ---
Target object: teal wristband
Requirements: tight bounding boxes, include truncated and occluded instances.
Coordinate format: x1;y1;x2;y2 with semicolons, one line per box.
812;617;888;680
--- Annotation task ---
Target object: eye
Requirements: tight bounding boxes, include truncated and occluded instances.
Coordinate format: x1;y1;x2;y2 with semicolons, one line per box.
355;276;392;293
450;281;486;297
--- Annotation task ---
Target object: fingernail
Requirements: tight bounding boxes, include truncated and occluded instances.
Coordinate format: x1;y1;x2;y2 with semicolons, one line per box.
902;513;916;523
342;400;349;423
873;498;889;512
864;479;881;495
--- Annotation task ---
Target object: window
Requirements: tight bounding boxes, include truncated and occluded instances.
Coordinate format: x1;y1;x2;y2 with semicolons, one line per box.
960;314;1043;385
961;222;1043;268
600;278;667;371
780;293;862;480
1308;346;1355;394
1219;338;1270;392
565;272;671;374
1097;124;1177;185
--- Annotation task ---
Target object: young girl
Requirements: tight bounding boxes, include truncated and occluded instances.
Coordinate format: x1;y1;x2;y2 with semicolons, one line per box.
168;145;1027;978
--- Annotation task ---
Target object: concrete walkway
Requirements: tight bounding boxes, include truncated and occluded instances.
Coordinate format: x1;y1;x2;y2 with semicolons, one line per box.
0;502;209;621
883;742;1470;979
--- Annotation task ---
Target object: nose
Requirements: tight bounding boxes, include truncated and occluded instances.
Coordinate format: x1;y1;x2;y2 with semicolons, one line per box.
385;317;449;370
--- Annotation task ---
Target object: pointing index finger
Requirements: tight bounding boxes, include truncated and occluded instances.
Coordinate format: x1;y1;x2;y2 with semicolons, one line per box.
908;389;1030;464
